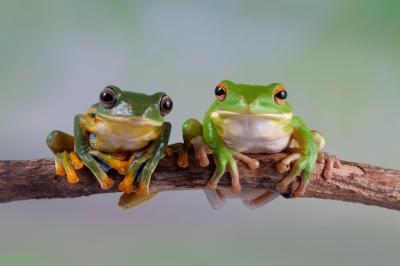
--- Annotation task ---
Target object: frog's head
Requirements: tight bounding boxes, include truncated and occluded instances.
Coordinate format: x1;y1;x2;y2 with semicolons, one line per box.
210;80;293;121
95;85;173;125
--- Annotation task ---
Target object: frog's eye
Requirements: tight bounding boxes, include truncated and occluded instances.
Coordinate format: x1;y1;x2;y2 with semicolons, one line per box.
274;86;287;105
160;95;173;116
100;87;118;109
215;85;227;101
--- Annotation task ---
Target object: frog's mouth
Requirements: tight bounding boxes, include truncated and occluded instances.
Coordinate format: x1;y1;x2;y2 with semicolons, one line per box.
211;110;293;120
97;114;163;127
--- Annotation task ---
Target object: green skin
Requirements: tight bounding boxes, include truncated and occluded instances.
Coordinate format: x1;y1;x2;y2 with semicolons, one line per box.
182;80;321;196
47;86;171;202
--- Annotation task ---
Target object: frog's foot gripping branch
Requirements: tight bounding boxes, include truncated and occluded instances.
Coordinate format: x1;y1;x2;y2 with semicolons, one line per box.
47;131;84;184
170;136;261;192
55;151;84;184
275;151;342;196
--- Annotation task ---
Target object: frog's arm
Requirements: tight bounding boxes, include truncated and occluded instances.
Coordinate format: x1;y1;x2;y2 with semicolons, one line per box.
276;116;318;195
290;116;319;159
136;122;171;195
203;112;240;192
74;114;114;190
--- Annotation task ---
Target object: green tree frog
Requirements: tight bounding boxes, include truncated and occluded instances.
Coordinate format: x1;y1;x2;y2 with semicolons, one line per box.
47;85;173;201
176;80;337;196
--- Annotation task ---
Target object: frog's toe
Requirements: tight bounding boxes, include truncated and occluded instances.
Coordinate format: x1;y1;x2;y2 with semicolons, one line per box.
192;136;210;167
231;184;241;193
100;177;114;190
322;152;341;180
276;180;290;193
276;153;301;174
119;171;135;193
66;171;80;184
70;152;84;170
276;162;290;174
206;181;218;190
119;181;134;194
58;151;80;184
276;167;301;194
232;152;259;170
293;180;307;197
55;157;66;176
228;164;240;193
177;150;190;168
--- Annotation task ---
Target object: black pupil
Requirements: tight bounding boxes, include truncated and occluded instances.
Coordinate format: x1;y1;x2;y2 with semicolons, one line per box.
276;90;287;100
215;87;225;96
163;99;173;110
101;91;114;102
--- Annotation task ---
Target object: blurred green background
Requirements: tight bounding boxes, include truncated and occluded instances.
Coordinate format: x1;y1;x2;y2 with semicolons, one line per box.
0;0;399;265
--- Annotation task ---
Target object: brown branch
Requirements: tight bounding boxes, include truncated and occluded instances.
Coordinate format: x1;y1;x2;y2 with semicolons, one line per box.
0;153;399;211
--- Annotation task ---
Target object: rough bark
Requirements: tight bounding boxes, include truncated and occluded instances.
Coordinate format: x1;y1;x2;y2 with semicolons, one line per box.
0;153;399;211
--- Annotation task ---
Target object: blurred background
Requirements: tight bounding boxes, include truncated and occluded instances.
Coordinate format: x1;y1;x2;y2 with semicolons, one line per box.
0;0;399;265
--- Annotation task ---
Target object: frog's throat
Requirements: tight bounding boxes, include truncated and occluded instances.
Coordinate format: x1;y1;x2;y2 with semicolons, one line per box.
210;110;293;120
96;114;163;127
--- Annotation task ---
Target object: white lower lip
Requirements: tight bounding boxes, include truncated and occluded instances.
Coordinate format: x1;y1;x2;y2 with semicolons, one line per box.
211;111;293;120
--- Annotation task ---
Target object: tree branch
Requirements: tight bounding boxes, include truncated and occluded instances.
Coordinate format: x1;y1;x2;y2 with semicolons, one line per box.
0;153;399;211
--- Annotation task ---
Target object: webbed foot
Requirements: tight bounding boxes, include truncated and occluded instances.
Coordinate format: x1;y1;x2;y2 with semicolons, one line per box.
55;151;84;184
275;153;317;197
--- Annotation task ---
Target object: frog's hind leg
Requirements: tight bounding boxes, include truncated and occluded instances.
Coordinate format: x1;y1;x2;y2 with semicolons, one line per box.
118;151;152;193
312;130;342;180
47;130;83;183
168;119;209;168
117;152;156;210
137;123;171;196
88;150;129;175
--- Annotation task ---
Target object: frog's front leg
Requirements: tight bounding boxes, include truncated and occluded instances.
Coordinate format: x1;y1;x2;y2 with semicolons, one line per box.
275;117;319;196
136;122;171;195
74;114;114;190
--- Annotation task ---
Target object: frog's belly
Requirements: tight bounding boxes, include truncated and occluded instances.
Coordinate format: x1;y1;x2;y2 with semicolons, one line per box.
89;131;156;153
218;117;291;154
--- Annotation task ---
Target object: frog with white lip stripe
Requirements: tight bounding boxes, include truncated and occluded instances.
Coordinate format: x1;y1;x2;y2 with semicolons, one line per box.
175;80;339;196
